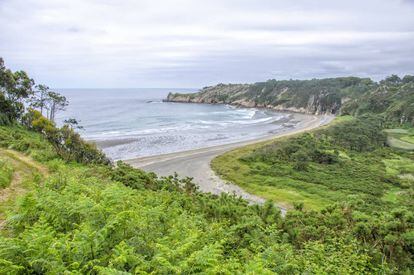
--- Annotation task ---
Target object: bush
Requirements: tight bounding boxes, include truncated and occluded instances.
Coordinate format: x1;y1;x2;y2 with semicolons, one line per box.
23;109;110;165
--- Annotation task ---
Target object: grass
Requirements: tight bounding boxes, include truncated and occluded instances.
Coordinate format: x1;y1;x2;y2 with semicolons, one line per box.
0;159;13;189
212;116;353;210
382;187;403;203
401;135;414;144
385;128;414;150
212;116;414;211
0;149;47;230
383;156;414;177
384;129;409;134
213;152;332;210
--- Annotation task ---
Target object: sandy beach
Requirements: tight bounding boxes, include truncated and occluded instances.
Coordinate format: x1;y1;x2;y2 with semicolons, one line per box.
125;113;335;210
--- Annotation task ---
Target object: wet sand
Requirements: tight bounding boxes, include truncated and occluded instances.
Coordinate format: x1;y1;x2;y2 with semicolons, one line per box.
126;113;335;213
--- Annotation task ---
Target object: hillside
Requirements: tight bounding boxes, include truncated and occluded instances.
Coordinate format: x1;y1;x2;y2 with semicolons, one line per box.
166;77;376;115
342;75;414;126
1;125;395;273
212;114;414;272
167;76;414;125
1;58;414;273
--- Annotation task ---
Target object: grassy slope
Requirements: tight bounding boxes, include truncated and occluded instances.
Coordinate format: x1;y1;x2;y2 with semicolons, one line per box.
212;116;414;210
212;116;350;210
385;128;414;150
0;149;47;229
0;125;375;274
1;124;413;273
0;158;13;189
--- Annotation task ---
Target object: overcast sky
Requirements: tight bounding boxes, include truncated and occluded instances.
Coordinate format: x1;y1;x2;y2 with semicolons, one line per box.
1;0;414;88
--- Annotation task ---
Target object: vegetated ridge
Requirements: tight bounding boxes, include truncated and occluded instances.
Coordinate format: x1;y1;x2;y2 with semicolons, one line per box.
166;75;414;125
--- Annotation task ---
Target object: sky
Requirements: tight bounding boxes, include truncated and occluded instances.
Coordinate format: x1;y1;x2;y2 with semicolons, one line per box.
1;0;414;88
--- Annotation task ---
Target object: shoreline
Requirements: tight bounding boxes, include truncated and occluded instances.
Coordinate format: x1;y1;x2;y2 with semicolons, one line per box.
125;113;335;212
90;104;296;154
125;113;324;166
164;98;316;116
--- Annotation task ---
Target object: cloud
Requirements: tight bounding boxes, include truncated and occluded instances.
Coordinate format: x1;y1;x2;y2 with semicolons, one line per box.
0;0;413;87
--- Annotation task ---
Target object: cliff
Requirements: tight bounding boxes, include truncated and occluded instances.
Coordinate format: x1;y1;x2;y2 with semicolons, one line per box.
166;77;376;115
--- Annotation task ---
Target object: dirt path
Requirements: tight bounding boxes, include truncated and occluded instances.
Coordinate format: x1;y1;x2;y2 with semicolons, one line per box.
127;114;335;214
0;149;48;229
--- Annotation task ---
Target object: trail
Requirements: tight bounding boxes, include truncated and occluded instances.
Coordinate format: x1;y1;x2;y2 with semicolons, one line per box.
0;149;48;229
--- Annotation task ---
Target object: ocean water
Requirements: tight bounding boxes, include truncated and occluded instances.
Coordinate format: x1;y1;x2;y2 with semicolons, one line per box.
55;88;298;160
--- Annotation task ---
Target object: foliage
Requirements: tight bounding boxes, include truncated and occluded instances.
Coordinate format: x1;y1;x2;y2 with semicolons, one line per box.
0;58;34;124
45;91;68;122
385;128;414;151
1;57;414;272
1;57;70;125
0;121;411;273
21;109;110;165
169;77;377;114
0;159;13;189
0;125;57;163
0;122;397;272
342;75;414;126
170;75;414;124
0;158;394;273
213;116;414;271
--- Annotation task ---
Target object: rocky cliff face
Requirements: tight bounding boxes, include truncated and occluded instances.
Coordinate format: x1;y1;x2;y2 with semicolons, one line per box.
166;78;374;115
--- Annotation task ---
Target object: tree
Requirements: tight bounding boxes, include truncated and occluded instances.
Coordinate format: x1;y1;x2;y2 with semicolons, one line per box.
30;84;49;115
9;70;34;103
0;57;34;122
0;58;15;96
402;75;414;84
0;92;16;125
45;91;68;122
28;84;69;122
381;74;402;85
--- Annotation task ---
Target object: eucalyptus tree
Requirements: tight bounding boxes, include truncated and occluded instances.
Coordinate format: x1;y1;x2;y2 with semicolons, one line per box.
31;84;49;115
46;91;68;122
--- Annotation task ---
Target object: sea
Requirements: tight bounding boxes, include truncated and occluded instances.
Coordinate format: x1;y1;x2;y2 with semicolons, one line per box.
55;88;299;160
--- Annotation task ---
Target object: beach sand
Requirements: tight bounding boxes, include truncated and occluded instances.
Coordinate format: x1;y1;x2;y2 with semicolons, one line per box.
126;113;335;213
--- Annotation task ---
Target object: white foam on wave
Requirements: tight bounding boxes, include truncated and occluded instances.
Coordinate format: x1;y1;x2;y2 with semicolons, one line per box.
89;113;286;141
230;108;257;119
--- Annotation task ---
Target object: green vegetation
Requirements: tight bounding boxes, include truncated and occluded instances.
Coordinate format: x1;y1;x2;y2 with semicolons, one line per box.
0;125;408;274
0;124;392;274
0;159;13;189
169;74;414;126
1;57;414;273
0;147;48;233
385;128;414;150
213;115;414;271
213;116;405;210
342;75;414;126
246;77;375;113
168;77;376;114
